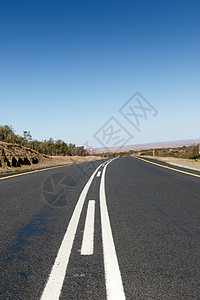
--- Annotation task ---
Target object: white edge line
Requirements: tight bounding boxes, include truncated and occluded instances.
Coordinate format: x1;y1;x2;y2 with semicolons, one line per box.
40;163;103;300
100;159;126;300
81;200;95;255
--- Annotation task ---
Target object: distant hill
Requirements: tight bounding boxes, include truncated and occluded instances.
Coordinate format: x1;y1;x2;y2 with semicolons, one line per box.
95;138;200;153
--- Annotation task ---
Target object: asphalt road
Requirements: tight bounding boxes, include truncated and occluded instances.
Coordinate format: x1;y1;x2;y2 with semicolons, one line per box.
1;157;200;299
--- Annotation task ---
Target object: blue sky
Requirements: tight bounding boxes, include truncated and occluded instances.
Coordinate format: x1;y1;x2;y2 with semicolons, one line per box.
0;0;199;149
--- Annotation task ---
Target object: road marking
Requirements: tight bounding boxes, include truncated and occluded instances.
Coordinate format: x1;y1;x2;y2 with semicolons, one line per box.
40;163;103;300
0;164;71;181
100;160;126;300
137;157;200;178
96;171;101;177
167;162;200;172
81;200;95;255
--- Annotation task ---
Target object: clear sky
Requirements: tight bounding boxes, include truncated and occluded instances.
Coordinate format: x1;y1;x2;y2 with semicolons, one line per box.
0;0;199;149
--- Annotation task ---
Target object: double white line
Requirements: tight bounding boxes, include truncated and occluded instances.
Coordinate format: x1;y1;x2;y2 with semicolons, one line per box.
40;159;125;300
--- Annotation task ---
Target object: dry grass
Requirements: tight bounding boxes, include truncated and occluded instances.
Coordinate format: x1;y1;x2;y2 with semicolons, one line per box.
0;155;103;174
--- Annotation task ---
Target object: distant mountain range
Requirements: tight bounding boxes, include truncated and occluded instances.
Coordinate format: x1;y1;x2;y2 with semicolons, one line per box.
95;138;200;153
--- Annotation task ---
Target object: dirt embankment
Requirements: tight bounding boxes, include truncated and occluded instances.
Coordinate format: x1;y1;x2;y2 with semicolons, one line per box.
0;142;103;174
0;142;42;169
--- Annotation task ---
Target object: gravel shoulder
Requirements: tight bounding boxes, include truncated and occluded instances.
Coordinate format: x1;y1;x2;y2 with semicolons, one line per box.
140;156;200;171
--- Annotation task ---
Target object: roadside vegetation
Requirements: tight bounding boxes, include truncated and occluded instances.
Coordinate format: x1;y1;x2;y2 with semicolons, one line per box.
0;125;87;156
101;145;200;160
137;145;200;160
0;125;99;172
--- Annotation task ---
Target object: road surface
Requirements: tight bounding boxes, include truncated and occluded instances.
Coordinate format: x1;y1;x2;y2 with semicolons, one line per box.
1;157;200;299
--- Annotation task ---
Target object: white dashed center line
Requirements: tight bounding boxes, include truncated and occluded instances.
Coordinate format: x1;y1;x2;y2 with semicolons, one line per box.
81;200;95;255
96;171;101;177
40;159;125;300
